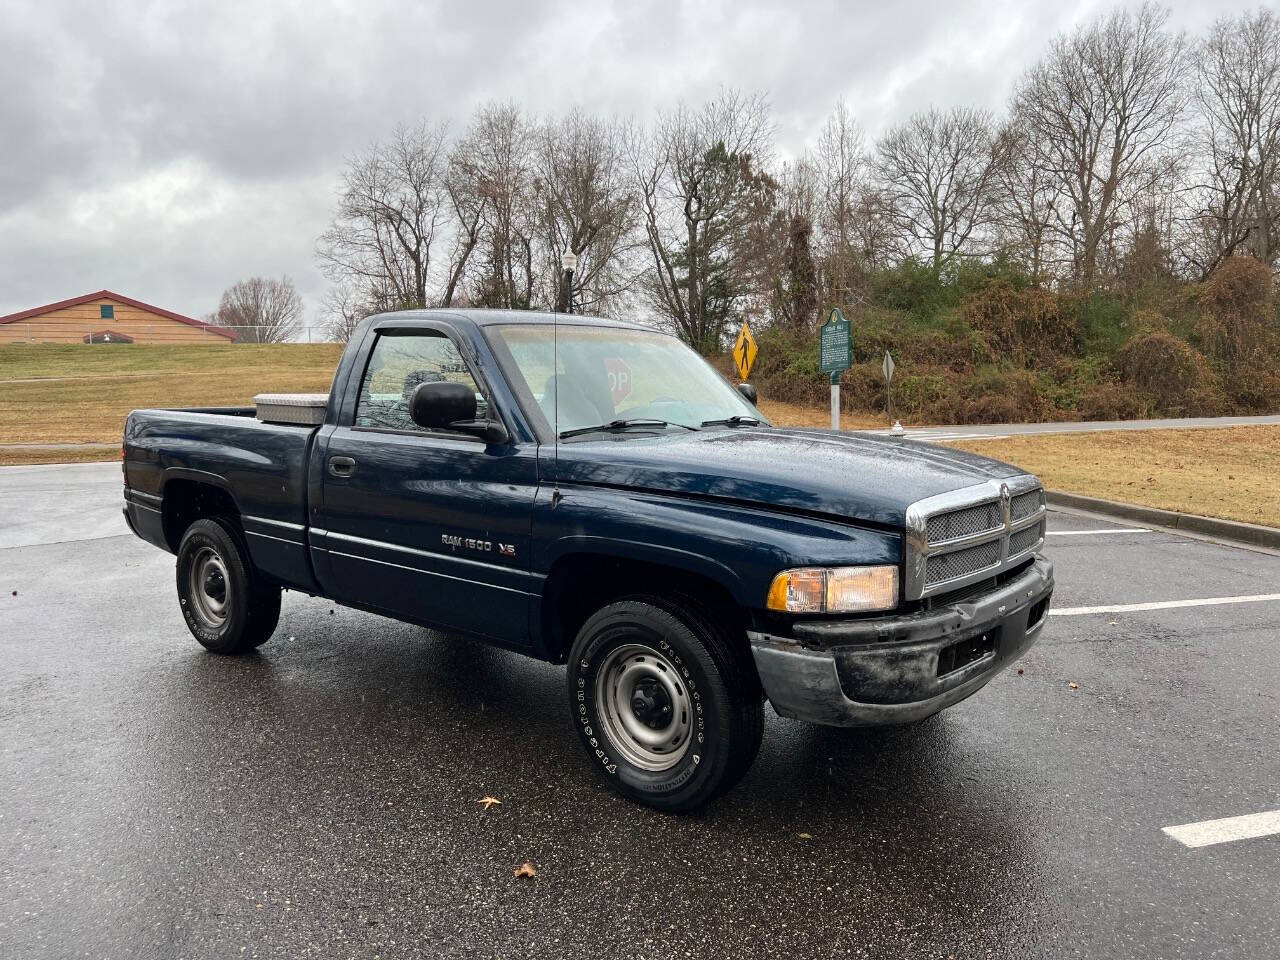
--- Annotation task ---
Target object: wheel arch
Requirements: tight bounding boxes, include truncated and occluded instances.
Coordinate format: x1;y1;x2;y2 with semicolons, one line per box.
160;470;245;552
538;546;752;665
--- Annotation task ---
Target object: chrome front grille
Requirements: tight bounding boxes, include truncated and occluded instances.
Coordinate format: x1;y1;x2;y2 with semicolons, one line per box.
904;475;1046;600
1010;489;1045;522
925;502;1003;543
925;539;1001;587
1009;519;1046;558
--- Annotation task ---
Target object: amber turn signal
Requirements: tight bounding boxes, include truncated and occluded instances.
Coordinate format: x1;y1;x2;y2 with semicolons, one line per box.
766;565;899;614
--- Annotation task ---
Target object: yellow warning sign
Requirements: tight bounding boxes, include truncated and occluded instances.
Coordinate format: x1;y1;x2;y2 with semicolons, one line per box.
733;321;758;381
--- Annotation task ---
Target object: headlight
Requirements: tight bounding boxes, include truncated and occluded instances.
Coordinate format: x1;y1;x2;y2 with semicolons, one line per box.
766;565;899;614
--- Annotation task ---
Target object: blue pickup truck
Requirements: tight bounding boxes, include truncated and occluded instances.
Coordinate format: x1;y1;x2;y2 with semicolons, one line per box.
123;309;1053;811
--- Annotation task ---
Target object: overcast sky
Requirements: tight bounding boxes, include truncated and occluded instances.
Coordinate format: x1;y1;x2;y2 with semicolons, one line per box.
0;0;1243;328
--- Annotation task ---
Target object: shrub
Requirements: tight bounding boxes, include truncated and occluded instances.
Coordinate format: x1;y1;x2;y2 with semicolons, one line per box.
894;370;965;422
1015;288;1077;362
1078;383;1143;421
1066;292;1131;355
1128;308;1170;335
1223;360;1280;413
962;279;1078;364
1195;255;1275;368
959;393;1027;423
1116;331;1216;416
958;367;1052;423
865;258;1028;327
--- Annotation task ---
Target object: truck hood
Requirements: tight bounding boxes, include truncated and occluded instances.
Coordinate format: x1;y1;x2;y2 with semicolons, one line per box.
552;427;1026;528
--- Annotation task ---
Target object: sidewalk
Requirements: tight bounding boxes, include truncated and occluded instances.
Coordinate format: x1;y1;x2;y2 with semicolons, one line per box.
874;413;1280;441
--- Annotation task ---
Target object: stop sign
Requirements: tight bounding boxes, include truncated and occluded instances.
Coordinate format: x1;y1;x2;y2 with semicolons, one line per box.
604;357;632;405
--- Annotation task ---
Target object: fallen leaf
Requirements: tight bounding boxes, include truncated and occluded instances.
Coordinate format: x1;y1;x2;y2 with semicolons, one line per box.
1068;681;1079;690
514;862;536;878
796;832;813;840
477;796;502;811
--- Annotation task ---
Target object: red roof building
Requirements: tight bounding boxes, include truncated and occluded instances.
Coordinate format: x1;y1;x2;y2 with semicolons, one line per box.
0;290;235;344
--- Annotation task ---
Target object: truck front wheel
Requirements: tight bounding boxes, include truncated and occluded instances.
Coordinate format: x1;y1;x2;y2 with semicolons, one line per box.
175;518;281;655
568;597;763;812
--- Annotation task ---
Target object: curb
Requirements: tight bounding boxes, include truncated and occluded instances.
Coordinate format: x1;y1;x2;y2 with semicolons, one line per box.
1046;490;1280;551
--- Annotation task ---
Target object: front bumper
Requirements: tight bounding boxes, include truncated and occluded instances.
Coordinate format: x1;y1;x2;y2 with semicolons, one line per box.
749;557;1053;727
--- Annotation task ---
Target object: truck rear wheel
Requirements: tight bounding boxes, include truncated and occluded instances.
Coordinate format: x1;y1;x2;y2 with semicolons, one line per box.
176;518;281;655
568;597;763;812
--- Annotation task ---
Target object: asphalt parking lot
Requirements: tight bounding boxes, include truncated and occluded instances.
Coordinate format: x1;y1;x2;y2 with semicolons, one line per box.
2;461;1278;959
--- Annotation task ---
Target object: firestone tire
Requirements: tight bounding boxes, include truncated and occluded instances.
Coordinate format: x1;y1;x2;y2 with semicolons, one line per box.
568;596;763;813
175;518;281;655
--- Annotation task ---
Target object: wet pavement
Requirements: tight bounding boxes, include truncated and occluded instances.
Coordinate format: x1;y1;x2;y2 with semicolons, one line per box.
2;462;1278;958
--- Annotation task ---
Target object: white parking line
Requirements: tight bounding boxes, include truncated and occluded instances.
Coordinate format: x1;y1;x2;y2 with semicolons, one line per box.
1163;809;1280;848
1048;528;1152;536
1051;593;1280;616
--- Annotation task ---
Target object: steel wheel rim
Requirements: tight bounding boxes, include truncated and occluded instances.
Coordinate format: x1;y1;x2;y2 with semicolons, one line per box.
595;642;692;772
188;546;230;628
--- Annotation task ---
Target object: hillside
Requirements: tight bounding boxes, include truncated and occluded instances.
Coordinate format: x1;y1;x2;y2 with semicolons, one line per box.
739;256;1280;425
0;343;342;444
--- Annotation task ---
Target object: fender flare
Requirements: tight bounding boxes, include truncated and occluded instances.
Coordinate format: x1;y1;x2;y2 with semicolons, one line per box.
540;534;752;606
159;467;245;515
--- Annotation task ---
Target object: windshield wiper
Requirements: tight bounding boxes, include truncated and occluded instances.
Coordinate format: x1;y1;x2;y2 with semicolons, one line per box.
559;418;699;439
700;415;763;428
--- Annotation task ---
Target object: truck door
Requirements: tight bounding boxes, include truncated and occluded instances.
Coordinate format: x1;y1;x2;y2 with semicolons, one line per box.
311;326;538;646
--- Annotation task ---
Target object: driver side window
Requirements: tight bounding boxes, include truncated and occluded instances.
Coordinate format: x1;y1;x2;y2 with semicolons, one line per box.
355;331;487;433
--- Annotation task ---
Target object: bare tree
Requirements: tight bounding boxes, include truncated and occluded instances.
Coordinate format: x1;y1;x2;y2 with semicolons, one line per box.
1013;3;1188;288
455;103;540;309
635;89;775;351
763;158;820;330
875;106;999;271
812;99;869;301
316;121;451;311
991;120;1058;285
321;284;376;342
535;109;641;313
1186;8;1280;275
440;147;488;307
211;276;304;343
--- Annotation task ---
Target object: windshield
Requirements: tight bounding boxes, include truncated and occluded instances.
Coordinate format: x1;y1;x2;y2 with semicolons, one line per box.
490;323;766;438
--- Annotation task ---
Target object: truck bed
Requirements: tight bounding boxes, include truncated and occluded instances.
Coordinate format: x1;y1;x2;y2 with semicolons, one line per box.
123;407;320;591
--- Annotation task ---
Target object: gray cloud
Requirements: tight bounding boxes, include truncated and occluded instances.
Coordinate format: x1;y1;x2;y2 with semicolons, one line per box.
0;0;1237;326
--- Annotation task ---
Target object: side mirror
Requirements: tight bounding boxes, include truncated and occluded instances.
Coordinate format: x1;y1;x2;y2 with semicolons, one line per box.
736;382;758;405
410;382;509;445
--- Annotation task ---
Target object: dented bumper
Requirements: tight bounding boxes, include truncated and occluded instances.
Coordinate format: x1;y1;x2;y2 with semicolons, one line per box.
749;558;1053;727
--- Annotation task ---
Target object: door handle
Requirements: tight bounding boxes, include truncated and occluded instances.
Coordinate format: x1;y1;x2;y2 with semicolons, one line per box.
328;456;357;478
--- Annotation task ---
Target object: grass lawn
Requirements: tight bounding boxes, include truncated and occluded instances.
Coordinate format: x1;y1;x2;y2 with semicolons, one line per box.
755;398;886;430
953;426;1280;528
0;343;342;444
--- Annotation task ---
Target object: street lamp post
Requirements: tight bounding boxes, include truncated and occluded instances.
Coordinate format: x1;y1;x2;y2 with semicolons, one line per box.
560;251;578;315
